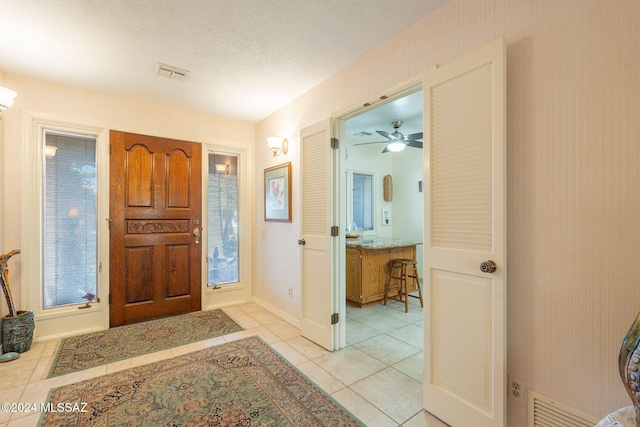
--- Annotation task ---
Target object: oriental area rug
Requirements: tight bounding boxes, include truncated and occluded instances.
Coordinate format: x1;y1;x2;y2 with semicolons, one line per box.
39;336;364;427
48;310;243;378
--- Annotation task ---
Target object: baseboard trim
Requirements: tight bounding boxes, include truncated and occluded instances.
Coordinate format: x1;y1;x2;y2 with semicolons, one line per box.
251;297;301;329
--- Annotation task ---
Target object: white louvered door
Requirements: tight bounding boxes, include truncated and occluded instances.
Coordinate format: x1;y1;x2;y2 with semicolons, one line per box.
300;119;335;350
423;39;507;427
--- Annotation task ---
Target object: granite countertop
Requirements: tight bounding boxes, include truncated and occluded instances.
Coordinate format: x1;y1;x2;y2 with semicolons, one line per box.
345;236;422;249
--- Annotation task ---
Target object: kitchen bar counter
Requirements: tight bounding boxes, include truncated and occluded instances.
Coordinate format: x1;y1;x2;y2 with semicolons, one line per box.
346;237;421;307
346;237;422;250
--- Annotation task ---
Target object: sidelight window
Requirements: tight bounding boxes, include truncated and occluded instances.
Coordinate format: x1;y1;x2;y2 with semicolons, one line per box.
207;153;239;286
43;131;97;308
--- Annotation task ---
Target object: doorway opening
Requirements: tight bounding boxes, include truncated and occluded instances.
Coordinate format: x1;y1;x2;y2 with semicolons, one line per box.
337;88;425;355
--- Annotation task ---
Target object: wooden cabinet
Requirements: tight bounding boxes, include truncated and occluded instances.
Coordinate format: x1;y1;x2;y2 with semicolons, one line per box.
346;244;416;307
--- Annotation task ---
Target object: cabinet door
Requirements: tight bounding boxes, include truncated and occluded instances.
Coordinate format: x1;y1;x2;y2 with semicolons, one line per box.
361;248;390;304
345;248;362;304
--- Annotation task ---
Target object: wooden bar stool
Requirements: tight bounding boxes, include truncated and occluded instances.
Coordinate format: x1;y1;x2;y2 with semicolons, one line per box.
384;259;424;313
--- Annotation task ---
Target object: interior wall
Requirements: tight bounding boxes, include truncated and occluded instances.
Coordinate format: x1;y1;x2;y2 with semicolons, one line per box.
254;0;640;424
0;72;255;319
391;148;424;278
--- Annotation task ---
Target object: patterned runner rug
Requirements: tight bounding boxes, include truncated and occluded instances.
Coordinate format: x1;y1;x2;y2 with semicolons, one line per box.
39;336;364;426
48;310;242;378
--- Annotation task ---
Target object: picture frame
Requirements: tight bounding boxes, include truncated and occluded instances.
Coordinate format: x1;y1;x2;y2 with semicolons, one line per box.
264;162;292;222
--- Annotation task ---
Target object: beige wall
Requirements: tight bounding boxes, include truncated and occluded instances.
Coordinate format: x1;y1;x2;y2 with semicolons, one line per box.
254;0;639;424
0;73;255;318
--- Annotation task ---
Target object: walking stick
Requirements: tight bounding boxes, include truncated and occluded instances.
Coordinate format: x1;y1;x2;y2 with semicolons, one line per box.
0;249;20;317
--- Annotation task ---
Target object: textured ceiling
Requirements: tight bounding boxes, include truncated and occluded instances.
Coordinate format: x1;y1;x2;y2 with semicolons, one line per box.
0;0;449;122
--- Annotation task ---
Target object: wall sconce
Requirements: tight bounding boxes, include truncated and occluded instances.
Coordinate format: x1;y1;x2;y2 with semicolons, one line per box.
215;163;229;174
0;86;17;119
267;137;288;157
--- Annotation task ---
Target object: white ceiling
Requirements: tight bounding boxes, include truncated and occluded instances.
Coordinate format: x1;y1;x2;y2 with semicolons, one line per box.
344;89;423;150
0;0;449;123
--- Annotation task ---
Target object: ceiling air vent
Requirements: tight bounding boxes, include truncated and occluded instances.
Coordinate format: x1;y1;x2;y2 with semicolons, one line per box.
154;62;190;82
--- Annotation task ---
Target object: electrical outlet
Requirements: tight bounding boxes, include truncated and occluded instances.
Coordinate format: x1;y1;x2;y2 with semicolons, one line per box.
288;287;293;298
508;376;525;404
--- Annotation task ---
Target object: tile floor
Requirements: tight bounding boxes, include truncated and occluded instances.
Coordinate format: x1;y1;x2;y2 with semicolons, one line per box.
0;298;449;427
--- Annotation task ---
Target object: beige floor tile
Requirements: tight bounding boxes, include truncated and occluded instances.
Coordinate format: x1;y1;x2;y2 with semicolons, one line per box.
402;410;450;427
313;347;386;385
0;359;39;391
0;385;25;423
353;334;420;365
346;320;380;345
295;361;347;395
252;326;282;344
7;412;40;427
226;312;261;329
345;305;371;320
355;312;410;333
28;354;53;382
350;367;423;424
392;352;423;384
270;341;308;366
41;340;60;359
285;336;330;360
248;309;282;325
220;328;259;343
222;326;280;344
221;305;243;316
331;387;398;427
385;307;424;324
385;323;424;350
169;336;227;357
237;303;264;314
264;320;300;340
7;344;45;363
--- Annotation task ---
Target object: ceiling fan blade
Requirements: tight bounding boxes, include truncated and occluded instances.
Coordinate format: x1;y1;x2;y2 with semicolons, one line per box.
407;140;423;149
376;130;392;139
405;132;423;141
352;140;388;146
381;146;390;153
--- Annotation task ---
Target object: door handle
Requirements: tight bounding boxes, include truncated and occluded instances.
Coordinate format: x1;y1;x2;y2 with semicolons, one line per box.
193;226;201;244
479;260;497;273
298;239;306;246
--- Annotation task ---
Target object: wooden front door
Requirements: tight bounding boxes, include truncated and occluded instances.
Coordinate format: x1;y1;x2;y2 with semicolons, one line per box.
109;130;202;327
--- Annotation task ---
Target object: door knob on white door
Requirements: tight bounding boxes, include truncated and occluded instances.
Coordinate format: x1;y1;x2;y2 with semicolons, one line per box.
298;239;306;246
479;260;497;273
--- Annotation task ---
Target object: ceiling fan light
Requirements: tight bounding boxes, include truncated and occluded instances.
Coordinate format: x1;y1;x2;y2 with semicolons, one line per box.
387;141;406;152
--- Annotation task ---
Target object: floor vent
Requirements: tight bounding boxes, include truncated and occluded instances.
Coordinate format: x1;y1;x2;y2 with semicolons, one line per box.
153;62;190;82
528;391;600;427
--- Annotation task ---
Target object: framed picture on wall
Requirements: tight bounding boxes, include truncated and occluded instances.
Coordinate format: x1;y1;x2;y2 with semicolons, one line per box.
264;162;292;222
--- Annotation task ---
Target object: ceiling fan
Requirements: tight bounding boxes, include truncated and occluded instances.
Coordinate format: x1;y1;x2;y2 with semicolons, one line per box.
353;120;423;153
